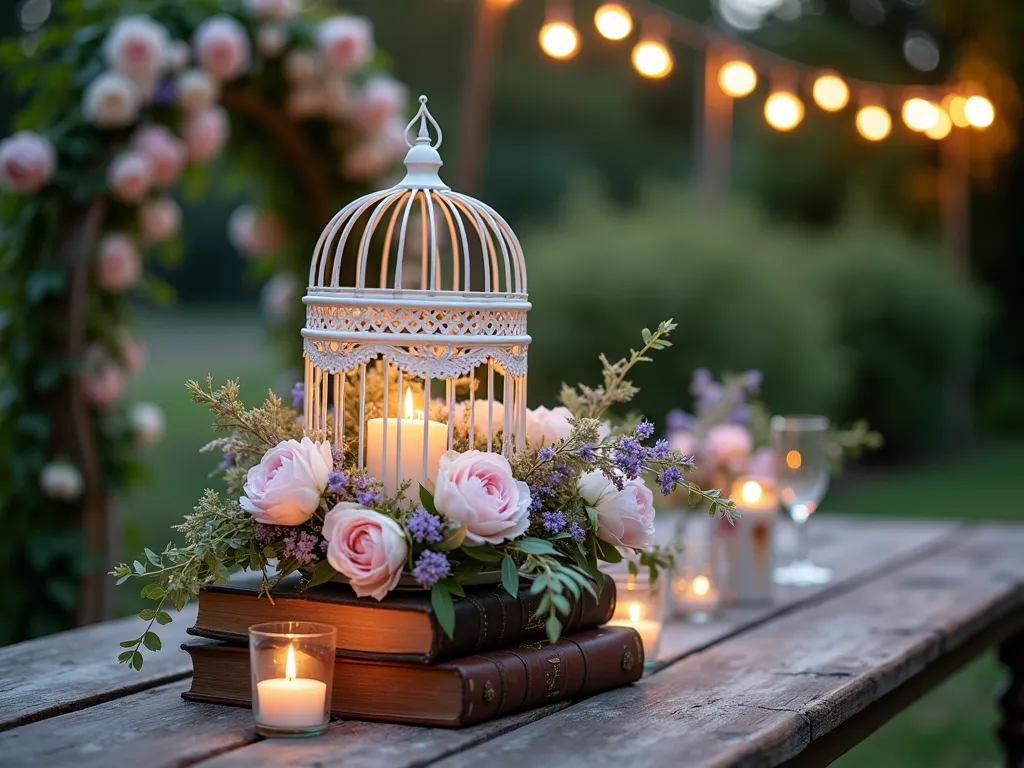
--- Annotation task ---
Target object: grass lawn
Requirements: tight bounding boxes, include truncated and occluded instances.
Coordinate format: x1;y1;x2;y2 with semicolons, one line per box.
122;306;1022;766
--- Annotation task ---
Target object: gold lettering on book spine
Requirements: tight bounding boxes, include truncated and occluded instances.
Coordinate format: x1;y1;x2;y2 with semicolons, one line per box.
544;656;563;699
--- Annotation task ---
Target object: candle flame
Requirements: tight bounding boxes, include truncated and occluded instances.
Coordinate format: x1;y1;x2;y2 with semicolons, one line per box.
741;480;763;504
628;602;641;623
404;387;414;420
285;643;296;681
693;575;711;596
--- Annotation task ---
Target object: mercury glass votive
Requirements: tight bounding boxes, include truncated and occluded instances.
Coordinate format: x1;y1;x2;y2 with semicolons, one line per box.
606;571;665;668
249;621;336;737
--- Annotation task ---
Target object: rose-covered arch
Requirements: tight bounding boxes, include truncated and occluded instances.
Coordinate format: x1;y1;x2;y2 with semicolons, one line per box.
0;0;409;641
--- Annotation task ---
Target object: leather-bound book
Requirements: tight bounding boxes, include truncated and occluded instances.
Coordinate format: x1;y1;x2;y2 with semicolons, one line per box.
182;625;644;727
188;571;616;664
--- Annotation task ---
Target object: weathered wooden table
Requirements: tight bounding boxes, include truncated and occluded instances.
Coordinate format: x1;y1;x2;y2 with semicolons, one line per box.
2;517;1024;768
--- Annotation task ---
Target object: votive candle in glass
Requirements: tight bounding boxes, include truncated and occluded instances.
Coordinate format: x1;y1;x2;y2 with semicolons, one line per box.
671;565;722;623
720;475;778;604
606;571;665;668
249;621;336;737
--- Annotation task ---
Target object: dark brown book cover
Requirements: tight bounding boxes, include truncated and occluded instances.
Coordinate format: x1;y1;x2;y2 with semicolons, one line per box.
182;625;644;727
188;571;616;664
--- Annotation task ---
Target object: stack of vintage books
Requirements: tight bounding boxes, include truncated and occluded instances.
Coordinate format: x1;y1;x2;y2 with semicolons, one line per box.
182;572;643;727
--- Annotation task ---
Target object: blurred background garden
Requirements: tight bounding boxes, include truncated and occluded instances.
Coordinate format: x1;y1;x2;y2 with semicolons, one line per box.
3;0;1024;764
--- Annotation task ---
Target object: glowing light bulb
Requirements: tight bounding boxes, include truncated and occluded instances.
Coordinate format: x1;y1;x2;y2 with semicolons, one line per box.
628;602;641;623
812;74;849;112
632;40;673;79
403;386;414;419
902;97;939;132
786;450;802;469
539;21;579;60
925;108;952;139
856;105;892;141
741;480;763;504
594;3;632;40
692;575;710;596
964;95;995;128
285;644;297;681
764;91;804;131
718;61;757;98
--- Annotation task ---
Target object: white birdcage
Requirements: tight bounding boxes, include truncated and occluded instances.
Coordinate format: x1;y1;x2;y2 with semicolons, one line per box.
302;96;530;498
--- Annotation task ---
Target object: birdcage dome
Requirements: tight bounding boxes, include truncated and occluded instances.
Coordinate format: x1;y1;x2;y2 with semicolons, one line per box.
302;95;530;383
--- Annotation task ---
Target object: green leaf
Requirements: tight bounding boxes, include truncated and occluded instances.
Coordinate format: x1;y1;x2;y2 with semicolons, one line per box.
627;559;639;577
118;650;134;664
131;651;144;670
545;615;562;645
516;538;557;555
304;559;337;589
155;611;173;626
452;559;484;581
530;576;548;594
419;485;438;515
138;609;156;621
559;574;581;599
440;577;465;598
596;538;623;563
142;632;162;652
144;547;161;566
501;555;519;596
116;575;130;586
133;560;146;575
641;328;652;344
585;506;599;527
430;582;455;639
551;594;571;615
119;639;138;648
140;582;164;600
435;525;466;552
461;545;503;563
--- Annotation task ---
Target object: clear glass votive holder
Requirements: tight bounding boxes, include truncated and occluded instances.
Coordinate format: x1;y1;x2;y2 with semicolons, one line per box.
249;621;336;738
671;562;723;624
606;571;665;668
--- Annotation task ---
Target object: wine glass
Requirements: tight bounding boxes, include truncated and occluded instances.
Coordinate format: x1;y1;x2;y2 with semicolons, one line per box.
771;415;832;586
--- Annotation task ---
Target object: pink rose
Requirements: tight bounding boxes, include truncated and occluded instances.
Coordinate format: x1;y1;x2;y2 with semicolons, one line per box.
454;400;505;441
261;272;298;323
164;40;191;71
0;131;56;194
103;15;169;86
81;343;127;409
83;71;141;128
433;450;531;545
182;106;229;163
322;503;408;600
317;16;374;72
193;16;251;82
288;85;326;120
706;424;753;462
240;437;333;526
257;23;287;58
246;0;300;20
132;125;186;187
139;197;181;243
108;152;152;203
284;50;319;83
228;205;286;256
355;75;407;131
176;69;219;113
748;447;776;479
96;233;142;292
668;430;697;458
578;471;655;550
525;405;573;448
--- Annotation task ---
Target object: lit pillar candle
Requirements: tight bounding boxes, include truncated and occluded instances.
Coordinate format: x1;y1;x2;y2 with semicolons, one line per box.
366;386;447;498
720;476;778;604
608;601;663;653
254;644;328;729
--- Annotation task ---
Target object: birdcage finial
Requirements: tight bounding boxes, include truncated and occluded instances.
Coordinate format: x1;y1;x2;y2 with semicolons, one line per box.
405;95;443;150
397;95;447;190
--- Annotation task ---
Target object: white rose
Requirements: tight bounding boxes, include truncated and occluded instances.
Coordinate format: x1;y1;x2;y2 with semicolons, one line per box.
193;15;251;82
82;72;141;129
130;402;166;447
317;15;374;71
103;15;169;86
164;40;191;71
578;470;655;551
525;405;573;447
139;197;181;243
176;69;219;113
40;461;84;502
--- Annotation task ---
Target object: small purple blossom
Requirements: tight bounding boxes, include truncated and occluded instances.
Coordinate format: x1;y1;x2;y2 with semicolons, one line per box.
219;452;235;470
569;521;586;542
407;505;443;544
541;509;567;534
528;492;546;513
332;446;346;467
353;474;375;491
744;369;763;394
283;530;320;566
412;549;451;588
651;438;671;460
731;407;751;425
320;540;328;553
154;80;176;106
327;470;349;494
356;489;382;506
667;409;694;431
538;446;556;462
691;368;712;396
612;437;645;480
291;381;305;410
634;420;655;441
657;466;683;495
255;523;276;543
577;443;596;462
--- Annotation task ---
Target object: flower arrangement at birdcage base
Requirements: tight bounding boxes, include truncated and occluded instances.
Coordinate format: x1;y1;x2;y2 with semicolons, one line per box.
111;98;738;670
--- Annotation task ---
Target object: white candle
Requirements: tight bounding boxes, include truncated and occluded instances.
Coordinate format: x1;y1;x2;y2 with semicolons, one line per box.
674;573;721;617
254;645;327;729
720;477;778;603
366;387;447;498
608;601;663;654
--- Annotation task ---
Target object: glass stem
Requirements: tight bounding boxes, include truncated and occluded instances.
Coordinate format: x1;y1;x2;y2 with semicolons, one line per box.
793;505;811;564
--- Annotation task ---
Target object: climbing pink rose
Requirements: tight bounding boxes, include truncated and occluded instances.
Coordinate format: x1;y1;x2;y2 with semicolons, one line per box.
103;15;169;86
81;344;128;409
139;197;181;243
0;131;55;194
108;152;152;203
96;233;142;292
164;40;191;71
317;16;374;71
668;430;697;458
355;75;407;131
175;69;218;113
228;205;286;256
433;450;531;546
132;125;186;187
706;424;753;462
82;71;141;128
118;330;146;374
322;503;408;600
453;400;505;441
246;0;300;20
193;16;251;81
182;106;229;163
257;23;287;57
240;437;333;526
578;470;656;551
525;405;573;448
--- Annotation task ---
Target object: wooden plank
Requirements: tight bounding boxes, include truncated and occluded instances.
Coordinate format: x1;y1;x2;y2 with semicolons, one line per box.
0;604;197;730
0;680;256;768
189;518;958;768
428;524;1024;768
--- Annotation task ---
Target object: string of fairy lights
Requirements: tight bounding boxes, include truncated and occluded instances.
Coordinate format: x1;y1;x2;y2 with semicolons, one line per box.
535;1;997;141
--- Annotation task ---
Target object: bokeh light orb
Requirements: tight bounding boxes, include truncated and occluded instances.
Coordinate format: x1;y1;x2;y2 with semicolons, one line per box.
594;4;632;41
965;95;995;128
632;40;673;79
925;108;953;139
718;61;757;98
902;97;939;132
764;91;804;131
944;95;970;128
812;74;850;112
539;21;579;60
855;105;892;141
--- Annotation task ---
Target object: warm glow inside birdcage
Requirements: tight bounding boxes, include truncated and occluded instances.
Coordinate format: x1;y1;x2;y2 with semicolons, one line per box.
302;96;530;499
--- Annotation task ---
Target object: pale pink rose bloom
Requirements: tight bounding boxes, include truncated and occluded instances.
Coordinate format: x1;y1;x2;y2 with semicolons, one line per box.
40;461;84;502
0;131;56;194
139;197;181;243
453;400;505;441
317;16;374;72
130;402;166;447
107;152;152;202
578;470;655;551
164;40;191;71
182;106;229;163
81;343;128;409
355;75;407;131
228;205;286;256
257;23;287;57
433;450;531;546
132;125;187;187
525;405;573;448
118;330;146;374
82;71;141;128
706;424;753;462
96;233;142;292
323;77;353;119
668;430;697;458
103;15;169;86
284;50;319;83
261;272;298;323
240;437;333;526
175;69;219;113
193;16;251;82
323;503;408;600
246;0;301;20
287;85;326;119
748;447;777;479
342;140;390;181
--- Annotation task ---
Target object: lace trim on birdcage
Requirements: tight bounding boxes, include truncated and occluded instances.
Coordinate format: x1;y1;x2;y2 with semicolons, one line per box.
304;303;528;337
303;339;528;379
